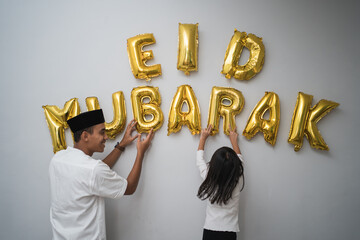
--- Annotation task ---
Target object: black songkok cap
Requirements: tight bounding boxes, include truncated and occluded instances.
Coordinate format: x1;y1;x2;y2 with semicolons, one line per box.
67;109;105;133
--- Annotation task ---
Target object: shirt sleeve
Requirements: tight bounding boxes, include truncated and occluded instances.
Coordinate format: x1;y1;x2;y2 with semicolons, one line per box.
90;161;128;199
237;153;244;163
196;150;208;180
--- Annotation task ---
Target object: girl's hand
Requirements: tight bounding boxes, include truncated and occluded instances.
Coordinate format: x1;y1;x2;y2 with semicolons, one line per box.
229;125;238;145
198;125;212;150
229;125;241;154
200;124;212;141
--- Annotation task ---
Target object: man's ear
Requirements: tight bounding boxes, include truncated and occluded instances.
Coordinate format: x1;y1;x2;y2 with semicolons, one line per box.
81;131;90;142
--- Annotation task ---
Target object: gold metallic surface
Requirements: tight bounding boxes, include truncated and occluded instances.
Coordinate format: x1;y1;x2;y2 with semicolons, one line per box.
288;92;339;151
222;29;265;80
243;92;280;145
167;85;201;135
86;91;126;139
207;87;244;135
177;23;199;75
127;33;162;81
131;86;164;133
42;98;80;153
305;99;339;151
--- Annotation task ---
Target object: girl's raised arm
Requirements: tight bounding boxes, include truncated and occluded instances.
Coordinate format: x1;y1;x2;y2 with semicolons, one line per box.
229;125;241;154
198;125;212;150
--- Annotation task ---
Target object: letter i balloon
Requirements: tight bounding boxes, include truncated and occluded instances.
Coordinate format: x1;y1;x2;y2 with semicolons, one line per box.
177;23;199;75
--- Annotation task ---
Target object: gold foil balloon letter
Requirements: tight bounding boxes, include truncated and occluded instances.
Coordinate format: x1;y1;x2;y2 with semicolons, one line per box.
288;92;339;151
243;92;280;145
207;87;244;135
221;29;265;80
288;92;312;151
131;86;164;133
42;98;80;153
127;33;162;81
85;91;126;139
177;23;199;75
167;85;201;135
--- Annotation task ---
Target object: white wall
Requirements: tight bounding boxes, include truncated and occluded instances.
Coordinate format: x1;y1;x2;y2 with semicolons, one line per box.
1;0;359;239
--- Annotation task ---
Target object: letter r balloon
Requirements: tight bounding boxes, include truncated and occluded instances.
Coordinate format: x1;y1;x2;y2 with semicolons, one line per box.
207;87;244;135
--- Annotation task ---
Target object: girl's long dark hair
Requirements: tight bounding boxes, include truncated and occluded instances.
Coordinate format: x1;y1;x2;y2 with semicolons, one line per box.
197;146;244;205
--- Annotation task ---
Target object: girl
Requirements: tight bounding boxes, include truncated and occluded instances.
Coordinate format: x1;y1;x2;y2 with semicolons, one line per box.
197;125;244;240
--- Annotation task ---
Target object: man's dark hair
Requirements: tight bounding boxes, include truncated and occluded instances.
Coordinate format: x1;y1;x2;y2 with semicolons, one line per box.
73;126;94;142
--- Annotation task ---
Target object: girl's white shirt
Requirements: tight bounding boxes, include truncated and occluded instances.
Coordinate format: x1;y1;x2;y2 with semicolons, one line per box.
196;150;244;232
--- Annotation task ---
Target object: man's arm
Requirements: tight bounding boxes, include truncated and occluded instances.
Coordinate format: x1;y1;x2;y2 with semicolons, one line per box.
103;119;138;168
125;129;154;195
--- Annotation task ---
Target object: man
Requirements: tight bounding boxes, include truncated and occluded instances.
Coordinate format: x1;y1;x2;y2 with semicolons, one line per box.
49;109;154;240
